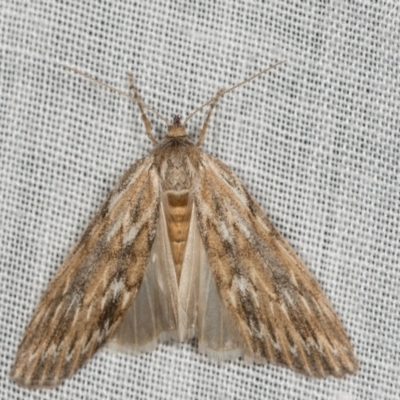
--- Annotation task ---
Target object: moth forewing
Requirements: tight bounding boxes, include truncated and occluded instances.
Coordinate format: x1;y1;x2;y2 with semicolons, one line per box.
11;157;161;387
193;152;358;377
12;62;357;388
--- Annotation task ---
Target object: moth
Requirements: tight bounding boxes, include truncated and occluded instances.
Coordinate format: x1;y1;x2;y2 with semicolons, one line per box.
11;61;358;388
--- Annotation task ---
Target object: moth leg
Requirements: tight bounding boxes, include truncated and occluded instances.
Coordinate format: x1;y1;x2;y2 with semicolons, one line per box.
127;73;158;145
197;88;226;146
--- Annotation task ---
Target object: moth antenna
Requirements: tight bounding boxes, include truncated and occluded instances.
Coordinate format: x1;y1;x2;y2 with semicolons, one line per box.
61;64;168;142
184;60;286;145
127;73;159;145
196;88;225;146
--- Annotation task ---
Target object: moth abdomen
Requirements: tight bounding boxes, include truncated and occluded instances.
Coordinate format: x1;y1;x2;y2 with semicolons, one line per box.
164;190;193;282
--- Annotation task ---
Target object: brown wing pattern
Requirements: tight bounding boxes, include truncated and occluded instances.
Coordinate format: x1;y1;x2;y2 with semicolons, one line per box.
193;153;357;378
11;156;160;387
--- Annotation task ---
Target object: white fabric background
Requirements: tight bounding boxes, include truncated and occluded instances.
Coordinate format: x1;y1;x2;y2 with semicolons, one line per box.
1;1;399;399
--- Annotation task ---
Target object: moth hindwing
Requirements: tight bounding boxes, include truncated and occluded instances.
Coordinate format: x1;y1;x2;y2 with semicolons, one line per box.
11;62;357;387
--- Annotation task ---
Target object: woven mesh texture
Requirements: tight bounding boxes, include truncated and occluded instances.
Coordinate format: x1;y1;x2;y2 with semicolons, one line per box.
1;1;399;399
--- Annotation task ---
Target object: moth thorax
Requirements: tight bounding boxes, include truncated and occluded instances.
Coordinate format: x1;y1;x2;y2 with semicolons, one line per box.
167;124;187;138
164;190;192;283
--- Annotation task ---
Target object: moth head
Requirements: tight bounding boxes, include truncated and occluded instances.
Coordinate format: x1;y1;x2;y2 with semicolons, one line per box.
166;115;187;138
